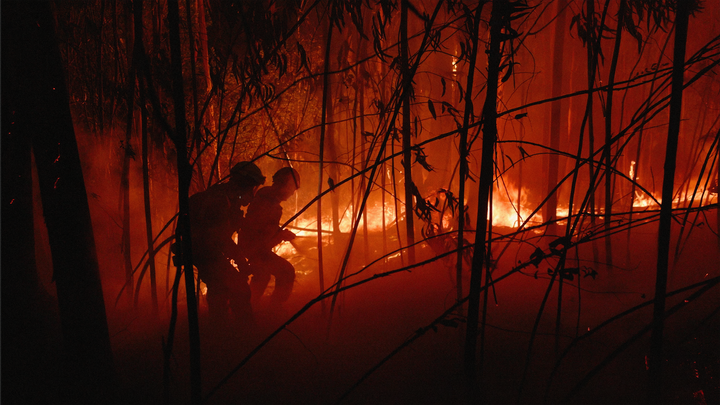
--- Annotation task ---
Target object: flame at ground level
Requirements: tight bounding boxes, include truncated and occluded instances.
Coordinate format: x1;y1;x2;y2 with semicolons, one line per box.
490;182;543;228
275;181;716;260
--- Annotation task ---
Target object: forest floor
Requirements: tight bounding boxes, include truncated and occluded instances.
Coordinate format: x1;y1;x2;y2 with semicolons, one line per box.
107;210;720;404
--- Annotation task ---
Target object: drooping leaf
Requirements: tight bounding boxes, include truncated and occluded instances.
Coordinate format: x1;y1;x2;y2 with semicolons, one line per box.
562;268;579;280
297;42;312;74
413;145;434;172
582;267;598;280
391;127;400;142
442;101;458;118
529;247;544;267
501;61;514;83
428;100;437;119
413;183;438;223
518;146;529;160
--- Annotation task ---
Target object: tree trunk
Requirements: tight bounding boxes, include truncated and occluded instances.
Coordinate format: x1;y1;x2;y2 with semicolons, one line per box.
545;0;568;234
197;0;211;92
588;0;611;267
401;0;416;264
326;89;342;236
465;0;503;394
2;52;60;404
141;97;159;314
457;0;485;323
97;0;106;133
121;22;136;306
168;0;202;402
356;26;370;263
602;0;626;272
3;1;116;402
648;2;690;402
185;0;200;154
391;140;405;264
318;8;334;303
134;0;159;314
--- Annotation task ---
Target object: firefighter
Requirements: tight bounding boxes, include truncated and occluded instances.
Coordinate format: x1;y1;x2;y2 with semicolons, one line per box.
241;167;300;306
189;161;265;325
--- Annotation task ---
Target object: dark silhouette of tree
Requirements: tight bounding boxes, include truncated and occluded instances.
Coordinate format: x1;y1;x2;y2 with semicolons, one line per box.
465;0;506;395
401;0;417;264
649;0;692;401
167;0;203;403
2;34;60;404
6;0;718;403
545;0;568;235
2;1;116;402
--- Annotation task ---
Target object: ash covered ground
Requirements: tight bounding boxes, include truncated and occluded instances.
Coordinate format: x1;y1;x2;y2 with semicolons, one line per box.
106;210;719;405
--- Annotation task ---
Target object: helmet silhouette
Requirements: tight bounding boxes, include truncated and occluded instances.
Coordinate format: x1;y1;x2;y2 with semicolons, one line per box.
273;167;300;189
230;161;265;186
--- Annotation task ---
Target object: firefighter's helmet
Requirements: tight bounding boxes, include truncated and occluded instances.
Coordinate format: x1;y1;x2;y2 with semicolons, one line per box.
272;167;300;189
230;161;265;186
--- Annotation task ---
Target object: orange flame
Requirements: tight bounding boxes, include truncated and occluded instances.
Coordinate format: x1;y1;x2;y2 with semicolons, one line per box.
490;182;543;228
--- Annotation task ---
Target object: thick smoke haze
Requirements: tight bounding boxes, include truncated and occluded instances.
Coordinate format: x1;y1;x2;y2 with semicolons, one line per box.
2;0;719;404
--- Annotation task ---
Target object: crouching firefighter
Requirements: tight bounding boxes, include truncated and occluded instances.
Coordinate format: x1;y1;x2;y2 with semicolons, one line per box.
240;167;301;307
188;161;265;325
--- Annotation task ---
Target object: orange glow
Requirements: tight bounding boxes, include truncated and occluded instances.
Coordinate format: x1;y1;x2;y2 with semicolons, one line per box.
288;201;400;236
339;201;401;233
633;190;657;208
274;241;297;259
632;186;717;209
275;201;400;258
490;182;543;228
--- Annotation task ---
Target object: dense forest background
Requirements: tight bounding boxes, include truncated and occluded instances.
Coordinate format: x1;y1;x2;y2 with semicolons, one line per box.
2;0;719;404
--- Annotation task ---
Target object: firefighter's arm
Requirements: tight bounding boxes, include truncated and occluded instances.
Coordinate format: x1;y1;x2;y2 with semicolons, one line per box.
268;227;295;247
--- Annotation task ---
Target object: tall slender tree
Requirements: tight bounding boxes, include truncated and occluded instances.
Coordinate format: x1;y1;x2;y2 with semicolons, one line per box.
602;0;627;271
121;0;136;305
648;1;691;402
135;0;159;314
457;0;485;324
318;1;335;309
465;0;506;396
167;0;202;402
401;0;416;264
3;1;116;402
545;0;568;234
2;39;59;404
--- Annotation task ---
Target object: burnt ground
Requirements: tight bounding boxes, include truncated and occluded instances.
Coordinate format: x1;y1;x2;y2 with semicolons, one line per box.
105;209;720;405
10;204;716;404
